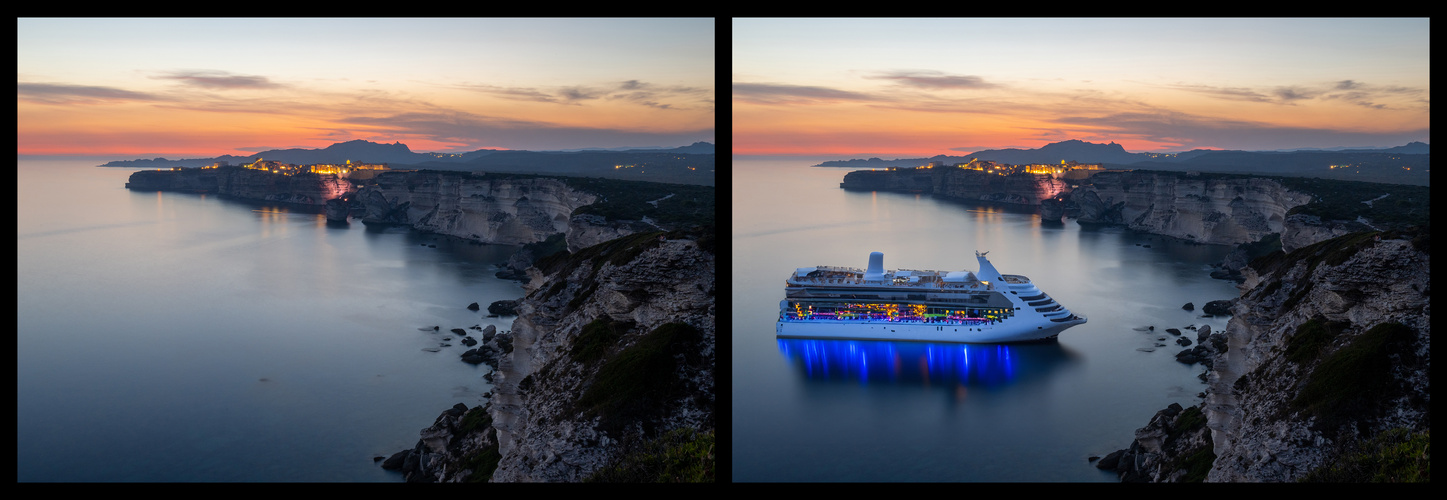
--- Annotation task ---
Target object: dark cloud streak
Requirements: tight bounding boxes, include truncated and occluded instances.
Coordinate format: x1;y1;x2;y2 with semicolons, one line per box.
339;110;713;151
1056;109;1428;151
17;82;166;105
1162;80;1427;110
865;70;998;90
732;82;879;105
152;70;283;90
457;80;710;110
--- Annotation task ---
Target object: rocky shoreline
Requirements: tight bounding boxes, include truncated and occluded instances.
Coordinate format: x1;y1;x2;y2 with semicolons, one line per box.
1095;228;1430;482
381;231;715;482
377;302;519;481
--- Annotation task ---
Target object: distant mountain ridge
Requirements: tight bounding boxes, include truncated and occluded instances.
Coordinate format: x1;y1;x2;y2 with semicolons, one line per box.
99;140;715;186
99;140;713;168
813;140;1429;186
815;140;1428;168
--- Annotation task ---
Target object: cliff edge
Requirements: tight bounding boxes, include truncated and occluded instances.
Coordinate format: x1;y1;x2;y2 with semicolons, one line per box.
388;229;716;482
1101;227;1430;482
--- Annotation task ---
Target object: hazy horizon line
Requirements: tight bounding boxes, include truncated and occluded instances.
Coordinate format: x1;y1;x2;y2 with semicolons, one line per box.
732;140;1430;161
18;140;717;163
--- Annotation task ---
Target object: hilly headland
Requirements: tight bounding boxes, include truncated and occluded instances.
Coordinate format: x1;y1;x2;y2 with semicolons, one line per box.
820;139;1428;186
104;139;716;186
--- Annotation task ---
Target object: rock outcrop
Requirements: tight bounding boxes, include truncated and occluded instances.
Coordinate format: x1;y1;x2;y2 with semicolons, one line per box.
839;167;1071;206
1070;171;1311;246
393;231;716;482
353;170;596;246
126;166;352;205
1101;229;1430;482
932;168;1071;206
838;168;935;193
1279;213;1375;253
124;168;224;192
565;214;658;253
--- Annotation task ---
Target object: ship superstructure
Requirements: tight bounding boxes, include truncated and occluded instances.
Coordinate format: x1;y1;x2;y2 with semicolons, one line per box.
776;251;1085;343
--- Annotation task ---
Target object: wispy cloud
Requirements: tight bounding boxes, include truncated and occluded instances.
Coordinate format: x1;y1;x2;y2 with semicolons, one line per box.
864;70;999;90
457;79;710;109
17;82;167;105
19;71;713;153
732;82;881;105
1161;80;1428;110
1055;108;1427;151
338;110;712;151
151;70;284;90
1319;80;1428;111
605;79;712;110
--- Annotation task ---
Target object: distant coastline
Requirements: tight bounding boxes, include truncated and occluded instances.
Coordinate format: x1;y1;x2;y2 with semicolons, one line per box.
803;140;1429;187
95;139;715;187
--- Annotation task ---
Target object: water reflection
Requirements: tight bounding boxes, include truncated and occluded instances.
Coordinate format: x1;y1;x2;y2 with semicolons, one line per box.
776;338;1079;390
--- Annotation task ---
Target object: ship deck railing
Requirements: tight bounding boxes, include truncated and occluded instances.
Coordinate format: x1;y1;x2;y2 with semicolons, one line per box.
780;315;1001;325
788;278;997;291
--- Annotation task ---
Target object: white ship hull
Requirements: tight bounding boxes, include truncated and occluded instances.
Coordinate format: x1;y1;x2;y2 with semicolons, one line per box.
776;318;1080;343
777;251;1086;344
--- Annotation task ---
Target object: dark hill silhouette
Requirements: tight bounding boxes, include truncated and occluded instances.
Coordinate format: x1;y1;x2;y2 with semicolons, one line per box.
98;140;716;186
969;139;1142;165
811;140;1428;186
248;140;426;165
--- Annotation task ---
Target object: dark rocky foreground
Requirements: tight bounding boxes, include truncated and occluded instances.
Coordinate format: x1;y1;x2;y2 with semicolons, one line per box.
385;229;715;482
1096;228;1430;482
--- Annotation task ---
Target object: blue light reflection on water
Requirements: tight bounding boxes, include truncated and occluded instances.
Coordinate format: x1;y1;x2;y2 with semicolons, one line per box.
777;338;1077;390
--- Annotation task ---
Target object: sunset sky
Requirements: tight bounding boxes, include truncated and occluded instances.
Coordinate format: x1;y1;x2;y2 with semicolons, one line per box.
733;18;1429;157
18;18;714;158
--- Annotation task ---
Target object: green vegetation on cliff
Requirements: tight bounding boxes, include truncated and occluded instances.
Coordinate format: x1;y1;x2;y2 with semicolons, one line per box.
585;427;715;482
1291;322;1419;430
1302;427;1430;483
534;230;667;278
454;406;502;483
564;177;715;230
1285;317;1352;365
576;322;706;436
1272;176;1430;229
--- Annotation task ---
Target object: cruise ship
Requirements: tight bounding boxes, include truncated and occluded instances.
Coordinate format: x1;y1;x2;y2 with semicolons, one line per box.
776;251;1086;343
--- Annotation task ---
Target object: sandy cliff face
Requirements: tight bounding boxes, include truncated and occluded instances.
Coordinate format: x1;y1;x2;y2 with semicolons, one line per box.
1072;172;1312;246
354;171;597;246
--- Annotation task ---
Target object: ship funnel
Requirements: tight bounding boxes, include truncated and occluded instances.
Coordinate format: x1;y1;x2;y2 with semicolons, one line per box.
864;252;885;281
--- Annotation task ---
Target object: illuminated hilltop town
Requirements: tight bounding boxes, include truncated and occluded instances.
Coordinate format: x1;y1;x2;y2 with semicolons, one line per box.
918;158;1110;180
175;158;393;179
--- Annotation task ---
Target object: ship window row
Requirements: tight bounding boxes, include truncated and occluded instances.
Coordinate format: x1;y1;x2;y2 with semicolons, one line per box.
792;292;996;305
780;301;1015;324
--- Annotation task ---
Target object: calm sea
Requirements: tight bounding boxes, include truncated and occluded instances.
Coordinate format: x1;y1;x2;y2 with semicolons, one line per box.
731;158;1239;482
17;159;517;481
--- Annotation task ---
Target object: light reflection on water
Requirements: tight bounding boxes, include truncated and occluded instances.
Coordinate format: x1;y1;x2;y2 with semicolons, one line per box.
778;338;1082;390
